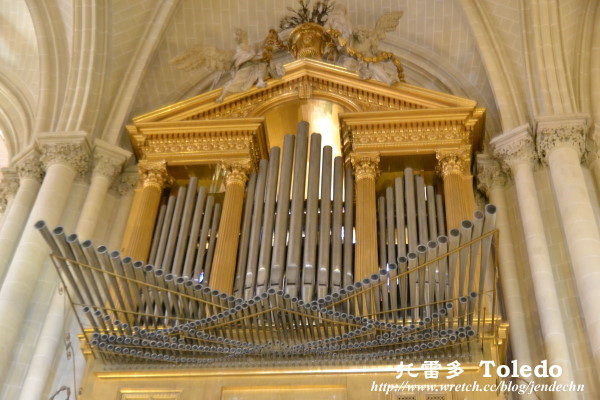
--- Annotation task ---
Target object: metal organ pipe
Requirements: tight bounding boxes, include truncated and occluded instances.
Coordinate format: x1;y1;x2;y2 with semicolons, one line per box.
330;156;344;293
256;147;281;296
286;124;309;298
270;134;295;291
301;132;321;302
317;146;333;300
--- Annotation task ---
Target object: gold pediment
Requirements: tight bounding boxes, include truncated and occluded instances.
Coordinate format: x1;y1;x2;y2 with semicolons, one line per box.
128;59;485;170
132;59;479;124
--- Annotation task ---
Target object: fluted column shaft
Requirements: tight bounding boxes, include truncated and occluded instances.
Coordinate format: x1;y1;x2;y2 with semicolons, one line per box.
436;147;475;230
210;161;251;293
476;155;537;400
0;134;90;386
0;154;42;282
537;117;600;374
492;126;576;399
120;160;170;262
351;153;379;281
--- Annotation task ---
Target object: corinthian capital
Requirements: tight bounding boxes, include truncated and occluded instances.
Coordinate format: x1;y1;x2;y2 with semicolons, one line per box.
138;160;171;190
13;147;43;182
350;152;380;181
535;115;589;164
0;168;19;196
475;153;507;196
111;168;138;196
435;147;471;178
490;124;536;171
92;140;132;181
221;159;253;187
36;132;91;178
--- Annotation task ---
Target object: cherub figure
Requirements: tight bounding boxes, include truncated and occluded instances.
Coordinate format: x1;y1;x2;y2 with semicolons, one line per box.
326;9;405;85
170;29;284;103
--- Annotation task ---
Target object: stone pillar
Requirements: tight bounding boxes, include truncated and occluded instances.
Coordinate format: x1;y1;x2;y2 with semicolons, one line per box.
0;133;90;386
0;168;20;226
107;169;137;251
120;160;170;262
587;124;600;194
209;160;251;293
436;147;475;230
491;125;577;399
76;141;130;241
537;115;600;373
0;151;42;282
476;154;537;400
350;152;379;282
18;141;129;400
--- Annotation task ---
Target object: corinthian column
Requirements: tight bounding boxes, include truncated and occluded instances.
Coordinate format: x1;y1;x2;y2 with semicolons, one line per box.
0;132;90;386
476;154;537;399
76;140;130;240
0;168;19;225
210;160;251;293
491;125;576;399
536;115;600;373
0;150;43;283
350;152;379;281
107;168;138;251
120;160;171;262
436;147;475;230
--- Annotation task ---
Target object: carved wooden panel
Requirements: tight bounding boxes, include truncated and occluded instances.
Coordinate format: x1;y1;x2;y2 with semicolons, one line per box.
119;390;182;400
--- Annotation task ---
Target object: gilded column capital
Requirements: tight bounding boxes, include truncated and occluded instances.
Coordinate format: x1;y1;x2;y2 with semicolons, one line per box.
14;149;43;182
490;124;537;171
350;153;380;181
36;132;92;179
435;147;471;178
535;115;589;164
475;153;507;197
221;160;253;187
92;140;132;182
138;160;172;190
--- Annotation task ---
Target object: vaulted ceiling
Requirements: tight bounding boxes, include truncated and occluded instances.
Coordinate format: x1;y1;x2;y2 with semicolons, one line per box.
1;0;598;164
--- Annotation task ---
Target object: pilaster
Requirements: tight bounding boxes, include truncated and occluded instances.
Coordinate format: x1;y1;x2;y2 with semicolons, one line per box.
350;152;379;281
210;159;252;293
435;146;474;229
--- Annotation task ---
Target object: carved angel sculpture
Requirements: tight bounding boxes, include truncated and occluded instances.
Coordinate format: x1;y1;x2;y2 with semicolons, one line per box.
170;29;284;103
327;10;405;85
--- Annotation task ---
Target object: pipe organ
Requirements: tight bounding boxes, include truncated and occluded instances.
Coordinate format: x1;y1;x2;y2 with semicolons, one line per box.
38;60;504;370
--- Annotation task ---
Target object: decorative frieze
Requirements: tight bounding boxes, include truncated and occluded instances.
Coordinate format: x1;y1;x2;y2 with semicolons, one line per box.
535;116;589;164
350;152;380;181
490;124;537;171
435;147;471;178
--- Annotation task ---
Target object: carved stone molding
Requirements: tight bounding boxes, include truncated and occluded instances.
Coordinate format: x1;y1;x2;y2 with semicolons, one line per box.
435;147;471;178
14;149;43;182
112;169;139;196
475;153;507;196
0;169;19;213
490;124;537;171
36;133;92;178
221;159;253;187
350;152;380;181
535;115;589;164
92;140;132;182
584;123;600;167
138;160;172;190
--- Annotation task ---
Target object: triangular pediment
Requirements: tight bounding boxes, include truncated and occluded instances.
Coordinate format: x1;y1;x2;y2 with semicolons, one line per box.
133;59;479;124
